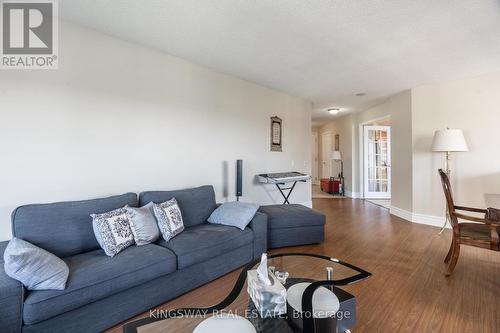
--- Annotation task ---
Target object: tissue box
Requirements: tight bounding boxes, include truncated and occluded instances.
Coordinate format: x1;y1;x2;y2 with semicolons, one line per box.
247;269;287;317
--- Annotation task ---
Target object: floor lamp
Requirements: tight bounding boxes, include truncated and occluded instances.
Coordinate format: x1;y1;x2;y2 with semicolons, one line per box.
431;128;469;233
331;150;343;178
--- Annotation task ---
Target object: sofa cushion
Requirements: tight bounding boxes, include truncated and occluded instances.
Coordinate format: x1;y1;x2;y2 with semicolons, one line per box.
12;193;138;258
23;244;176;325
157;224;253;269
258;204;326;229
139;186;217;227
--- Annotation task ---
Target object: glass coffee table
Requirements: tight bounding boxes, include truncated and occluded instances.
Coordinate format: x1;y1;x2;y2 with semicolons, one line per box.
123;253;371;333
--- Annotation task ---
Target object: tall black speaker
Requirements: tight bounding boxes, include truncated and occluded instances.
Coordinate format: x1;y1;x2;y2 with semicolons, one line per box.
236;160;243;201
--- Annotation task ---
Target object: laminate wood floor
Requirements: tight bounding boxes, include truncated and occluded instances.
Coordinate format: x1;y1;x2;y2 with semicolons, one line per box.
107;199;500;333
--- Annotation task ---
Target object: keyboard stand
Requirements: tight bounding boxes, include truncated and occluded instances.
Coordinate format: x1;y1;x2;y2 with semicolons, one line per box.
276;180;306;204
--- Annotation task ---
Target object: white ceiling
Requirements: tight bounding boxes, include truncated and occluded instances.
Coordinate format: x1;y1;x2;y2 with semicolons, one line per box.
60;0;500;124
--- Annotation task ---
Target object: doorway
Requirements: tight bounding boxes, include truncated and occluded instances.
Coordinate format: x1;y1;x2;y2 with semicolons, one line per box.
321;132;332;178
363;126;391;199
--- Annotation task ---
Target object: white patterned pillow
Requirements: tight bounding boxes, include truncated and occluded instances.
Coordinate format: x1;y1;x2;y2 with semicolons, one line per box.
91;207;134;257
153;198;185;242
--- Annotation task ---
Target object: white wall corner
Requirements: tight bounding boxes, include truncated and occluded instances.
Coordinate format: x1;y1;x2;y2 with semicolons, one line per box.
301;200;313;208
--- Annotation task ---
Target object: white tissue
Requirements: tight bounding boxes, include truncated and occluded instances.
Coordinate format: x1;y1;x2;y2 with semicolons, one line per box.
247;253;287;317
257;253;272;286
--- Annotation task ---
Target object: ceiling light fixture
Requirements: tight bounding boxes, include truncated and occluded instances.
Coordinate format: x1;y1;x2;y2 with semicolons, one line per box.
355;93;367;97
328;108;340;115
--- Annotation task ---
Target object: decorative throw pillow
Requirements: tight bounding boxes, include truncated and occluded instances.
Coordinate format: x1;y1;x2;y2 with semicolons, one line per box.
125;202;160;246
208;201;259;230
91;207;134;256
153;198;185;242
3;238;69;290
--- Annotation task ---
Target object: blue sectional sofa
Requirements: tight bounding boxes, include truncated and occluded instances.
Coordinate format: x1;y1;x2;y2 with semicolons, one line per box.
0;185;267;333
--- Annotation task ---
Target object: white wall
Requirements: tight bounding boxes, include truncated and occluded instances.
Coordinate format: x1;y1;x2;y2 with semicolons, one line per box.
317;72;500;226
352;91;413;211
412;72;500;217
0;22;312;241
317;91;413;210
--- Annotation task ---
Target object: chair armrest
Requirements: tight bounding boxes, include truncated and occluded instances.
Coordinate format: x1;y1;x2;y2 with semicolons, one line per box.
454;206;488;214
453;213;500;228
247;212;268;260
454;212;489;223
0;241;24;333
484;220;500;227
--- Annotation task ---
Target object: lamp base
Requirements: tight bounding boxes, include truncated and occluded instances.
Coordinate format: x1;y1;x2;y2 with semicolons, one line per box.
438;212;451;234
439;152;451;234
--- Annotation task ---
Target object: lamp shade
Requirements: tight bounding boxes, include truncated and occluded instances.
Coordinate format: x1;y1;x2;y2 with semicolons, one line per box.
331;150;342;160
431;129;469;152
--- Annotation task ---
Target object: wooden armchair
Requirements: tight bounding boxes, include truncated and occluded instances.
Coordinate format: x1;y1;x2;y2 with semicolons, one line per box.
438;169;500;276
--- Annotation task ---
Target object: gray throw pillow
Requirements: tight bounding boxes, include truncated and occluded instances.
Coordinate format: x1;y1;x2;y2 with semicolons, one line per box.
153;198;185;242
91;207;134;257
3;238;69;290
126;202;160;246
208;202;259;230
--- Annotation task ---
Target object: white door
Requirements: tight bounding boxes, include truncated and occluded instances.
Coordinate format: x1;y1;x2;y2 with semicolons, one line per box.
364;126;391;199
311;132;319;184
321;132;332;178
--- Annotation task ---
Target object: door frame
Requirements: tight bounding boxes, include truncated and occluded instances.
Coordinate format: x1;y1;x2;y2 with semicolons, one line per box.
358;116;392;199
363;125;391;199
311;132;319;185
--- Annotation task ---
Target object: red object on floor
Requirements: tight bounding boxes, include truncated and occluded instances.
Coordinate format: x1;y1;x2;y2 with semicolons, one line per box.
320;178;331;192
320;178;340;194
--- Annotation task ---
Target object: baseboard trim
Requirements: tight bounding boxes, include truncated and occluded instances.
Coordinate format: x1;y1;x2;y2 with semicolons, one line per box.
389;206;413;222
389;206;449;229
345;191;360;199
412;212;448;228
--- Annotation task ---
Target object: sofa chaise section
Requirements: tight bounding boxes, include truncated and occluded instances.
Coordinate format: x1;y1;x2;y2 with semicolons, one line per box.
258;204;326;248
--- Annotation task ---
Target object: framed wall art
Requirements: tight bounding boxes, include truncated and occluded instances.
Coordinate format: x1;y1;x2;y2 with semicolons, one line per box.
270;116;282;152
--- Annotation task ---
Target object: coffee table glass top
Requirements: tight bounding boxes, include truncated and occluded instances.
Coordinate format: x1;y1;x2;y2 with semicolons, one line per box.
123;253;371;333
